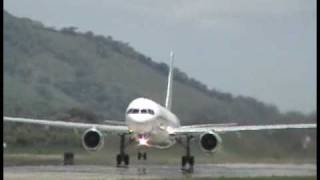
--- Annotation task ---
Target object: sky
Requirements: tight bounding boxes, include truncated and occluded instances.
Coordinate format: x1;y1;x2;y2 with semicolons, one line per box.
4;0;316;113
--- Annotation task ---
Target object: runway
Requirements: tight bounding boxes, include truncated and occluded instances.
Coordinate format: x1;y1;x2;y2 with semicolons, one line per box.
4;163;316;180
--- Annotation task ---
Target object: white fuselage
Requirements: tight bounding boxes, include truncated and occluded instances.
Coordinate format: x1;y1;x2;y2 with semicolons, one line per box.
125;97;180;149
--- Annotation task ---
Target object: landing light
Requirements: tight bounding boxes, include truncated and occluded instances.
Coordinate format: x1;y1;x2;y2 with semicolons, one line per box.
166;126;175;134
138;136;150;146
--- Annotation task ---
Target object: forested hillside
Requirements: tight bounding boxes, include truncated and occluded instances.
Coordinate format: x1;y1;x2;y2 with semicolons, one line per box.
3;10;315;125
3;10;316;159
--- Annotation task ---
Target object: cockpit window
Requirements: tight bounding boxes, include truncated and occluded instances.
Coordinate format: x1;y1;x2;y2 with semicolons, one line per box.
127;108;155;115
127;108;139;114
132;109;139;114
148;109;155;115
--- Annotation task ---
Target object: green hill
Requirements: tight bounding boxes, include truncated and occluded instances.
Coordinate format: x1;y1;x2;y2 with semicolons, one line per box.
3;10;316;161
3;10;315;124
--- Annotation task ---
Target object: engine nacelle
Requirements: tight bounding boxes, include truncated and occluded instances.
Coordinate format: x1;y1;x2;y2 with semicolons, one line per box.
199;131;222;153
82;128;104;151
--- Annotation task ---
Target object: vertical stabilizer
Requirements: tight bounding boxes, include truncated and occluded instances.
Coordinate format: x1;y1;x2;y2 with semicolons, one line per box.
165;51;174;110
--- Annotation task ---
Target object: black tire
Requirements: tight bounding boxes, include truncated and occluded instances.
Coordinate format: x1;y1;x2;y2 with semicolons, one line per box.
137;152;141;160
188;156;194;166
124;154;130;165
181;156;187;168
143;153;147;160
116;154;122;166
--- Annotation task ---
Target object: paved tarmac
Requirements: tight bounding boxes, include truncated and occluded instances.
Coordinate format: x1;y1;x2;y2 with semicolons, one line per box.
4;163;316;180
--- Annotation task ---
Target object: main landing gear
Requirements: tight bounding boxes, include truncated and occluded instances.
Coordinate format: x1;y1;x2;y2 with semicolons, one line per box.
116;134;130;167
179;135;195;172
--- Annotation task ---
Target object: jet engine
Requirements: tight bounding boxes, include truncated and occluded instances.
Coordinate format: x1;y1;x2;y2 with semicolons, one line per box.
82;128;104;151
199;131;222;153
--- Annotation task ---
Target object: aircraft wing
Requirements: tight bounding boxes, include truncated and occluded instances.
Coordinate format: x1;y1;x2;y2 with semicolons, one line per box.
173;123;316;135
103;120;126;126
3;116;128;133
179;123;237;129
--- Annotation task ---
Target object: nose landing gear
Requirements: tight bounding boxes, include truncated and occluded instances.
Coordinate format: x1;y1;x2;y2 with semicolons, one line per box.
137;152;147;160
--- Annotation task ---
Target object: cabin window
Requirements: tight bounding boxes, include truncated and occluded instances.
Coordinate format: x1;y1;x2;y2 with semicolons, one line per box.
141;109;147;114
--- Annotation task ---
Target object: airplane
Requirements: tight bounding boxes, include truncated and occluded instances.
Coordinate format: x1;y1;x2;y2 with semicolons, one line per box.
3;52;316;170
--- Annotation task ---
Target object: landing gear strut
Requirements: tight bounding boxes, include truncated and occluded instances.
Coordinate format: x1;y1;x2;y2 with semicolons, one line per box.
180;135;194;171
116;134;130;167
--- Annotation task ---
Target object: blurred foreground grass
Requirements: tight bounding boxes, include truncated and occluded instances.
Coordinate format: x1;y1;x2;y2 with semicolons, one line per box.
4;146;315;167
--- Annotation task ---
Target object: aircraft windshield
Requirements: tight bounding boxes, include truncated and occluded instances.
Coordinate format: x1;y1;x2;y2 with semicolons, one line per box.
148;109;155;115
127;108;155;115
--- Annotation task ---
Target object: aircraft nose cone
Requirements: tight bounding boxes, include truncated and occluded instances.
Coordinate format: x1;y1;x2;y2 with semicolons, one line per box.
126;114;154;133
128;114;152;123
